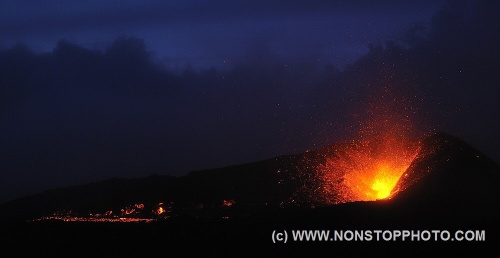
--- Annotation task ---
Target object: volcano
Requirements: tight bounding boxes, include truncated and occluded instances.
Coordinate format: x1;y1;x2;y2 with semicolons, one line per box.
1;132;499;256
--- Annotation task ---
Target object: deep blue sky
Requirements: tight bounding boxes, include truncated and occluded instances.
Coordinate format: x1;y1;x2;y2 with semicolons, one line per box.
1;0;499;203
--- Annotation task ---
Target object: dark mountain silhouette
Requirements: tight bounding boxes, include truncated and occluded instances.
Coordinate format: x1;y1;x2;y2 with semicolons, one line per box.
391;133;500;222
0;153;301;222
1;132;499;256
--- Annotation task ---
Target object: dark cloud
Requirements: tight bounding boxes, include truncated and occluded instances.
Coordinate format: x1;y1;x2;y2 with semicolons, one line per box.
0;0;442;70
1;0;499;202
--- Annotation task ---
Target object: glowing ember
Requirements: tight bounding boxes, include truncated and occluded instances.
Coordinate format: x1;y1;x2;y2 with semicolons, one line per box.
157;207;165;214
35;201;175;223
122;208;135;215
33;216;155;223
222;199;235;207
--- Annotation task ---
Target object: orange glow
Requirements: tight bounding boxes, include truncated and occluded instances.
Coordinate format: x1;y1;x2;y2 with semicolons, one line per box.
222;199;235;207
121;207;136;215
33;216;155;223
370;164;398;199
35;202;175;223
337;137;419;201
311;86;421;205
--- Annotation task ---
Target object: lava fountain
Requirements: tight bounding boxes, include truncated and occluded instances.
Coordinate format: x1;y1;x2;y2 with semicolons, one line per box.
311;86;422;205
322;132;420;203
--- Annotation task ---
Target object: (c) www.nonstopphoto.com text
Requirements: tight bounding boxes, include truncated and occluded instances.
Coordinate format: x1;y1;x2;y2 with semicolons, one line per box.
271;229;485;243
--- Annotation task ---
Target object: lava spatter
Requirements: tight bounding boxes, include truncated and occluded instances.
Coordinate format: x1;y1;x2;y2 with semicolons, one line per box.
299;85;422;205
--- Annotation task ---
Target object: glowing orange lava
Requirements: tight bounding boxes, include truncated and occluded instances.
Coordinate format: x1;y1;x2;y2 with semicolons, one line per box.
336;135;419;201
222;199;235;207
313;86;422;204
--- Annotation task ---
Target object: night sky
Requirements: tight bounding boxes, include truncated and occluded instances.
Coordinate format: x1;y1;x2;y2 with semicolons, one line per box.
1;0;499;203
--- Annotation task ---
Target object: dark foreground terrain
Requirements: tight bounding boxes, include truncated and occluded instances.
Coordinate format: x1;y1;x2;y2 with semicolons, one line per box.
1;132;499;256
2;210;497;257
